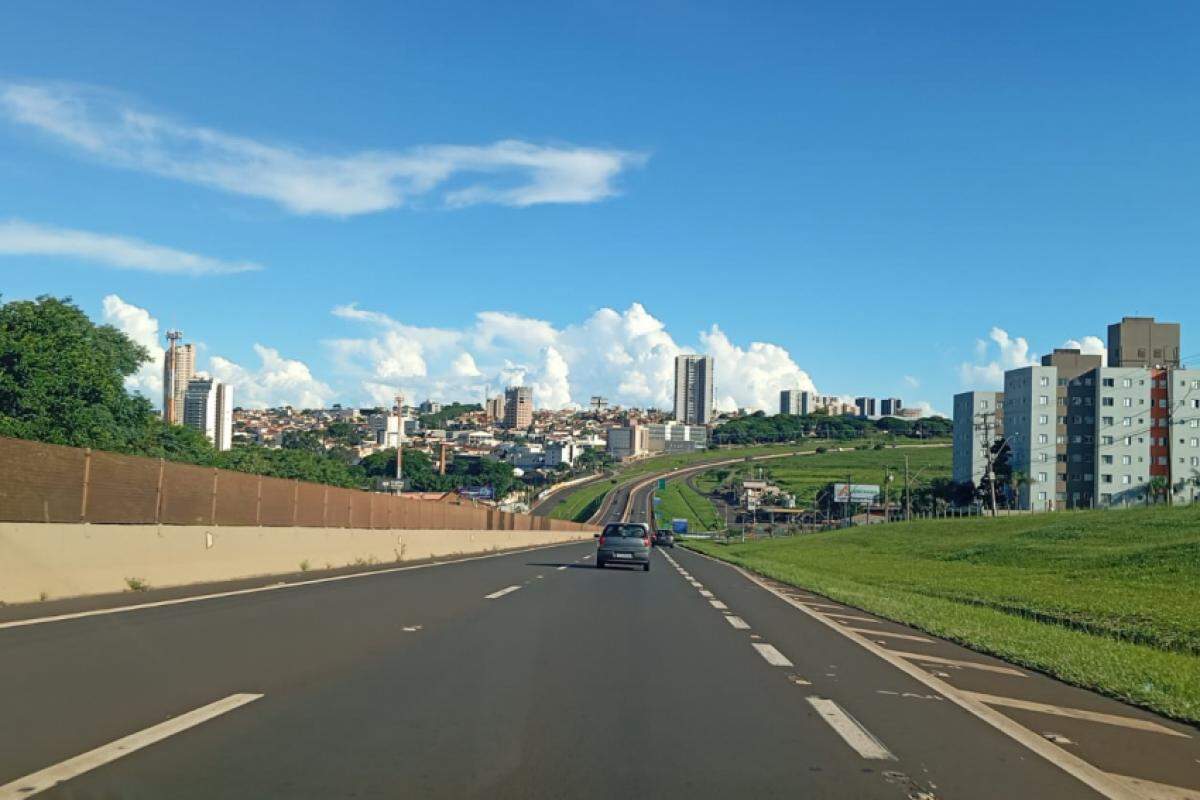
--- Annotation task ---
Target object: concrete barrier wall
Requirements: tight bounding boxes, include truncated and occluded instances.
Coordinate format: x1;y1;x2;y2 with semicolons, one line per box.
0;522;592;605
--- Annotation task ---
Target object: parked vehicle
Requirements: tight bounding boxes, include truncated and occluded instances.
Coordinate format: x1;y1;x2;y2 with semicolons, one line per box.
596;522;651;571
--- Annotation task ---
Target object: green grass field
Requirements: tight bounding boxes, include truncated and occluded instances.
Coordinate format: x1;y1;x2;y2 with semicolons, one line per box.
687;504;1200;722
655;479;724;531
548;438;950;522
699;445;951;507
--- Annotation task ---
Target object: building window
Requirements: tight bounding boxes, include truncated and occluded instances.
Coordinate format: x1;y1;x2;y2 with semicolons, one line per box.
1037;472;1048;483
1192;457;1200;467
1102;397;1114;406
1192;438;1199;447
1037;492;1048;501
1101;493;1112;502
1122;398;1132;407
1122;455;1132;465
1102;378;1114;387
1123;417;1132;427
1039;376;1050;387
1122;379;1132;388
1120;475;1132;485
1102;417;1114;426
1056;435;1066;444
1037;434;1049;444
1102;436;1114;445
1102;455;1113;465
1038;414;1048;424
1157;456;1169;466
1102;474;1113;483
1039;395;1049;405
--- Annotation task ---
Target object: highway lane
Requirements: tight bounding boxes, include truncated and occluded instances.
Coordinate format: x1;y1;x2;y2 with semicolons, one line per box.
0;536;1142;799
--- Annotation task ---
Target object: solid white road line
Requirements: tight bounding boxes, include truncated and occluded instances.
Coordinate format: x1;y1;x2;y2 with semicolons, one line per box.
485;585;522;600
845;627;933;643
806;697;896;761
0;694;263;799
710;600;728;610
964;692;1190;738
888;650;1027;677
1106;773;1200;800
684;552;1144;800
0;540;590;631
725;615;750;629
752;643;794;667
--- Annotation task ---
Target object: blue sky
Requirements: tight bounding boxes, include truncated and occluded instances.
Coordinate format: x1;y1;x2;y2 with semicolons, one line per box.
2;2;1198;413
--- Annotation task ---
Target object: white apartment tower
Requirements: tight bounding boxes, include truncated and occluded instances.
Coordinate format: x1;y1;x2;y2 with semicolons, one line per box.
183;378;233;451
674;354;714;425
952;391;1003;485
780;389;812;416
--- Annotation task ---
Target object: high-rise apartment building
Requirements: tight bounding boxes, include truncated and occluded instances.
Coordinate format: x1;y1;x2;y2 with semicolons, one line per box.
958;316;1197;510
880;398;903;416
503;386;532;430
952;391;1003;485
1108;316;1180;368
854;397;878;418
779;389;812;416
485;395;505;423
162;332;195;425
674;355;714;425
183;378;233;451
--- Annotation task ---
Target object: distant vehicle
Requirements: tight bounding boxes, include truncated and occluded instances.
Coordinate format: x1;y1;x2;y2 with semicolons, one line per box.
596;522;651;571
653;529;675;548
671;518;689;535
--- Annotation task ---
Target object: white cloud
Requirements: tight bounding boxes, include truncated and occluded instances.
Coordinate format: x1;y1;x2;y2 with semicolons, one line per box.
959;326;1038;388
0;82;645;216
903;375;920;388
1062;335;1107;363
208;344;334;410
327;302;818;412
0;219;259;275
907;400;948;418
101;294;163;401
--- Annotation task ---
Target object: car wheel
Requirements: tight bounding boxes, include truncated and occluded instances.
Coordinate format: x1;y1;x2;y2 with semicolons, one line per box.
596;559;605;569
643;562;650;572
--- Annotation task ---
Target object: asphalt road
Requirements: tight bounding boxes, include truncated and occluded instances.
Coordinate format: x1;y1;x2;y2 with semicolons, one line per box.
7;537;1197;799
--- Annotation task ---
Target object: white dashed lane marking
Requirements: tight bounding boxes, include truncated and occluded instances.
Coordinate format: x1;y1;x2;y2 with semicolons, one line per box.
806;697;896;761
0;694;263;799
725;615;750;629
485;585;522;600
752;643;794;667
710;600;728;610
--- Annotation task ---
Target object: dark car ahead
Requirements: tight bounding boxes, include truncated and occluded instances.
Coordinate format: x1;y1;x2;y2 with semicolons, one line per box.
596;522;651;571
653;529;675;548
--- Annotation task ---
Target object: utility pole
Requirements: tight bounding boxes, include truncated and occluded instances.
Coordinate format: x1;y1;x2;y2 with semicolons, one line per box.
904;456;911;521
976;411;999;517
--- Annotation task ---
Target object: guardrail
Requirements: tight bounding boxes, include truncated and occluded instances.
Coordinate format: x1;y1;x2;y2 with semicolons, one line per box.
0;436;594;533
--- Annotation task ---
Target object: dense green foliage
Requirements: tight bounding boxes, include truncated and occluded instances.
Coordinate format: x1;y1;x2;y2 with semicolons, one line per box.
359;448;518;498
712;412;951;445
418;402;480;430
689;504;1200;722
0;295;159;452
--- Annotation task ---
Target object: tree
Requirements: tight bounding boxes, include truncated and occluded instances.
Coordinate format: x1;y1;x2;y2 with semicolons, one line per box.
0;295;157;451
1147;476;1170;505
281;429;325;455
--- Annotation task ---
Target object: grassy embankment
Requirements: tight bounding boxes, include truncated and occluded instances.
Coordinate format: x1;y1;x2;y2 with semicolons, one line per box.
655;479;724;531
549;439;948;522
687;505;1200;723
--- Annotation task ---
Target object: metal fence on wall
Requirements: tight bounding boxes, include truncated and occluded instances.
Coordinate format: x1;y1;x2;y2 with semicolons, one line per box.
0;436;592;533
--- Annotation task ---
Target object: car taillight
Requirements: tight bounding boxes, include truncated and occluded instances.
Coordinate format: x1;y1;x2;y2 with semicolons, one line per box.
643;536;651;547
598;536;605;547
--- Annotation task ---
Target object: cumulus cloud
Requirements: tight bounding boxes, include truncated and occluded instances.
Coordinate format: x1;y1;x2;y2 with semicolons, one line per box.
102;294;163;400
0;219;260;275
1062;335;1107;363
209;345;334;410
0;82;645;216
327;301;818;412
959;327;1039;388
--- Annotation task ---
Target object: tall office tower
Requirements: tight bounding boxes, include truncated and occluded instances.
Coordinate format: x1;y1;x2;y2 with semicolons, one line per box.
503;386;533;430
162;331;195;425
854;397;878;418
1107;316;1181;368
183;378;233;450
674;354;714;425
780;389;812;416
952;391;1003;485
485;395;505;423
880;398;903;416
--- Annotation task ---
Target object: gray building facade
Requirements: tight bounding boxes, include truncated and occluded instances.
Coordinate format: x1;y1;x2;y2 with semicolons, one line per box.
952;391;1003;485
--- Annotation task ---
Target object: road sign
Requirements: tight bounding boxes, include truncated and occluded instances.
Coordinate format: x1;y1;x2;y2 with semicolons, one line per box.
657;478;666;490
653;496;661;506
832;483;880;504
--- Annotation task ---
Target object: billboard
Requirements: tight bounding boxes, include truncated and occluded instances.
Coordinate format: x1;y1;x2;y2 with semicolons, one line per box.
671;518;689;534
832;483;880;504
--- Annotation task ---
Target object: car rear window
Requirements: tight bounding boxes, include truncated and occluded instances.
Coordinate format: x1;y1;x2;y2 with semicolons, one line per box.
603;524;646;538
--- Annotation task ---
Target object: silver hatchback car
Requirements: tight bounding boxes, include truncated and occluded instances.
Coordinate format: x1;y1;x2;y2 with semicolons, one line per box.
596;522;651;571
